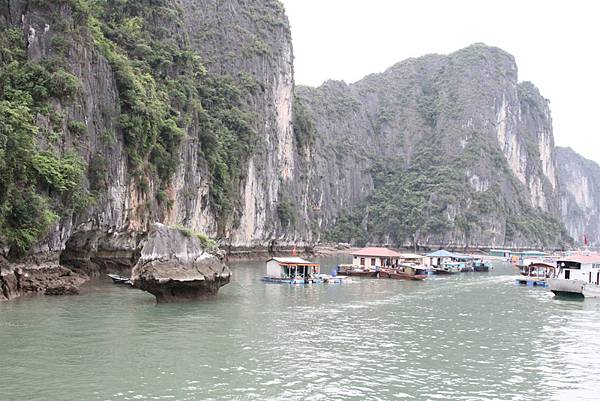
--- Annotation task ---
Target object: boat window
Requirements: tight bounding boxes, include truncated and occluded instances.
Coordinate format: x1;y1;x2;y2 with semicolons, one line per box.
565;270;570;280
371;258;376;266
558;261;581;269
360;258;365;266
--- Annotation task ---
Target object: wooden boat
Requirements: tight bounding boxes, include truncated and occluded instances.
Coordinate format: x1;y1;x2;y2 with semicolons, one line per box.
432;267;458;275
381;269;427;281
337;264;379;277
345;270;379;277
107;273;133;286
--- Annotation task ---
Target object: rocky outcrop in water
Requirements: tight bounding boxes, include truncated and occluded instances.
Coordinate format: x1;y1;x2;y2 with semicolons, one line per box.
131;224;231;303
0;257;88;301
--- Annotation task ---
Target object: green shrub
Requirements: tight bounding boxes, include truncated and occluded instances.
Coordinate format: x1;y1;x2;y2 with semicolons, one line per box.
88;155;108;193
3;189;58;256
31;152;86;193
48;70;80;101
173;225;217;250
67;120;87;136
293;93;317;150
277;194;297;227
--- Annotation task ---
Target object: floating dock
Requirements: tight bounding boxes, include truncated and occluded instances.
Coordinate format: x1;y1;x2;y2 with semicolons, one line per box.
515;277;548;287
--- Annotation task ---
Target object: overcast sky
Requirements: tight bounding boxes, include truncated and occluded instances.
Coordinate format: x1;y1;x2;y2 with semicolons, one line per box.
280;0;599;164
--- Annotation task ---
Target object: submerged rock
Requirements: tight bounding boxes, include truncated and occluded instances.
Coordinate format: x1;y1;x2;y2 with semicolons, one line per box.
131;224;231;303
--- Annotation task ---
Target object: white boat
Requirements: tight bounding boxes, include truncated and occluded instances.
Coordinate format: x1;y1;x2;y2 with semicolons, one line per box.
107;273;133;286
547;255;600;298
317;274;352;284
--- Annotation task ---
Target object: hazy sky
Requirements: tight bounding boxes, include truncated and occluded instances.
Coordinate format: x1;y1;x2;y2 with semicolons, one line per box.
281;0;600;164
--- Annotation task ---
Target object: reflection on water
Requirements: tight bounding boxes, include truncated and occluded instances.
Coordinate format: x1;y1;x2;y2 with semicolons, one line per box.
1;256;600;400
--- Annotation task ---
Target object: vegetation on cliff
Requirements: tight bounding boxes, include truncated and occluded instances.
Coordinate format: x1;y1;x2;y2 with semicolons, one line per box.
0;0;261;254
325;132;571;248
0;24;87;256
318;44;573;249
87;0;257;225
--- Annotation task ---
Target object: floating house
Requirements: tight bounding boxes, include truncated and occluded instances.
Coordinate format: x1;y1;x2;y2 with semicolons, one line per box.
264;257;321;284
351;247;403;269
426;250;464;274
489;249;511;258
513;250;548;258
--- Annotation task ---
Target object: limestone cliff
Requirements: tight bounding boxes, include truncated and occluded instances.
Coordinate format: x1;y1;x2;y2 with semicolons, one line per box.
0;0;594;284
300;44;569;248
556;147;600;246
0;0;302;275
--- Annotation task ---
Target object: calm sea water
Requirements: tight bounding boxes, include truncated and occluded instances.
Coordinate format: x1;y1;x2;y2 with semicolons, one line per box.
1;256;600;401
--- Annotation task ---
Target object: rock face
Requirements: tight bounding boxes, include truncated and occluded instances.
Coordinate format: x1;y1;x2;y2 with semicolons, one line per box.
0;0;597;284
131;224;231;303
297;44;570;248
556;147;600;245
0;0;302;278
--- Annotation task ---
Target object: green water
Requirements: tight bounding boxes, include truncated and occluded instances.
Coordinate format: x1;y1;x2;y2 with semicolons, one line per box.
1;257;600;401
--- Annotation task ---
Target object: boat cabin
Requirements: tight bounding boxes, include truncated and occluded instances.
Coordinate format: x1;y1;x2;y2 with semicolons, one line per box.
351;247;403;269
426;250;462;266
521;262;555;278
555;255;600;284
398;253;426;265
398;263;428;276
265;257;320;280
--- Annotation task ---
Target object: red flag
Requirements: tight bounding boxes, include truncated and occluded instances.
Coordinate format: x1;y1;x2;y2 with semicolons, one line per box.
292;245;297;256
584;234;589;246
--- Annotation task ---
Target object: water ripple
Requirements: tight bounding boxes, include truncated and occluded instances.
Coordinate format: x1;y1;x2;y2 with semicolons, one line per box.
1;259;600;400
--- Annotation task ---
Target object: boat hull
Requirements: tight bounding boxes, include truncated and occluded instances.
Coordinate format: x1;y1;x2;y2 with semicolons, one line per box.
107;274;133;286
548;278;584;297
381;269;426;280
583;284;600;298
433;268;459;275
343;271;379;278
262;277;321;284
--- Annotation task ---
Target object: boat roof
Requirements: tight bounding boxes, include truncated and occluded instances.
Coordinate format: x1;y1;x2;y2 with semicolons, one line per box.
557;255;600;264
514;250;547;255
453;253;475;259
267;257;320;266
527;262;556;268
399;253;424;259
351;247;402;257
426;250;461;258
